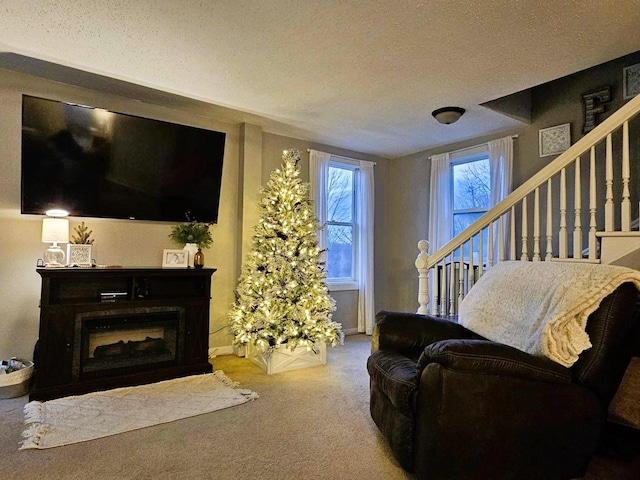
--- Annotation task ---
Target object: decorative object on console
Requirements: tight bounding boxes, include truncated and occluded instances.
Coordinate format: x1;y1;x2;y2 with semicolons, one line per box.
193;248;205;268
169;216;213;267
539;123;571;157
623;63;640;99
162;249;188;268
41;209;69;267
66;244;92;267
229;149;342;374
431;106;465;124
67;221;94;266
71;221;94;244
183;243;199;267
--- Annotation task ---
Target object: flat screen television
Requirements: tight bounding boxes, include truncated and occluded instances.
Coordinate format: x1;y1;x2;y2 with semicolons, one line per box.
21;95;226;223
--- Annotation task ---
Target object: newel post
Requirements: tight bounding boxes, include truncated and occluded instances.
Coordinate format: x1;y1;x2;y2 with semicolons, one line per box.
415;240;430;315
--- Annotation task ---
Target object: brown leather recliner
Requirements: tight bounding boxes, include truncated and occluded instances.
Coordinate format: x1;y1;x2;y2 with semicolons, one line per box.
367;283;640;480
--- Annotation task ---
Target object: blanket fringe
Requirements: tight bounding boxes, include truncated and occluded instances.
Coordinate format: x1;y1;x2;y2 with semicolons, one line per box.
23;401;42;423
20;402;51;450
213;370;259;400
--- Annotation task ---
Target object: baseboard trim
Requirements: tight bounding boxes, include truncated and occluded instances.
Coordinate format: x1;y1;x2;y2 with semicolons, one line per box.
208;346;234;358
342;328;360;336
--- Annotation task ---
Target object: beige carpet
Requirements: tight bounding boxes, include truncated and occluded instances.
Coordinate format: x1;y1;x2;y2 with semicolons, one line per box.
0;335;638;479
21;371;257;450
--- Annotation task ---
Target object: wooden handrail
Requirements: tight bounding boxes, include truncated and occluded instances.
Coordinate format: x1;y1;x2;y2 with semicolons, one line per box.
427;94;640;268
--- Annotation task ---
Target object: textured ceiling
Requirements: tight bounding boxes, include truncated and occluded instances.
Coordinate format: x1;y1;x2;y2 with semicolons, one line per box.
1;1;640;158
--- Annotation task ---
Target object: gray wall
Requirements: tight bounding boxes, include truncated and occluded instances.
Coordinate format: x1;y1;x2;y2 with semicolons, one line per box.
0;69;386;359
384;50;640;313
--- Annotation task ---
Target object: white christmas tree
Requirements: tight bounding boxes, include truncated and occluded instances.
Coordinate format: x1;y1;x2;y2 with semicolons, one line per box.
230;149;343;353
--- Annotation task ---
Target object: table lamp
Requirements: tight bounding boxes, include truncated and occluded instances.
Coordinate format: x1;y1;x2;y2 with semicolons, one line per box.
42;210;69;267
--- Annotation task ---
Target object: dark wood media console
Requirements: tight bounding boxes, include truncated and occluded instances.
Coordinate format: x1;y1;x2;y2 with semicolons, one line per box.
32;267;216;401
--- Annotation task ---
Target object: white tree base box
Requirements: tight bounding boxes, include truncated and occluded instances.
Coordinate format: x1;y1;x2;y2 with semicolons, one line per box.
247;343;326;374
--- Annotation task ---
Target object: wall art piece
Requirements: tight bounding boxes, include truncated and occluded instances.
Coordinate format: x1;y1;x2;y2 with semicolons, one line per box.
66;244;92;267
582;87;611;133
623;63;640;100
539;123;571;157
162;249;188;268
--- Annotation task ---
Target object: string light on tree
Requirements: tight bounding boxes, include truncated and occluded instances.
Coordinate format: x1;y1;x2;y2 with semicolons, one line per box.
230;149;343;353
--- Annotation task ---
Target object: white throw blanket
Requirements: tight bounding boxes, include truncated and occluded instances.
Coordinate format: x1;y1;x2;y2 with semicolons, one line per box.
458;261;640;367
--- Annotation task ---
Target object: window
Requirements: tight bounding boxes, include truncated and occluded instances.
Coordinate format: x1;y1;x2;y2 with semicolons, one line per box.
451;154;490;237
451;152;490;261
326;161;357;284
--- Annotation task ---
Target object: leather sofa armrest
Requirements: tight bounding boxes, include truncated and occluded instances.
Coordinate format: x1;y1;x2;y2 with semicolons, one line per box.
416;339;572;384
372;310;481;356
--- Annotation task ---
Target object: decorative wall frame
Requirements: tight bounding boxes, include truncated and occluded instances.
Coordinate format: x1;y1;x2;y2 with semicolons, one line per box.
66;244;92;267
162;249;188;268
623;63;640;100
539;123;571;157
582;87;611;133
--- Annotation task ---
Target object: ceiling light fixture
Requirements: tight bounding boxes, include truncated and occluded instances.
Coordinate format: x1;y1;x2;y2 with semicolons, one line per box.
432;106;465;125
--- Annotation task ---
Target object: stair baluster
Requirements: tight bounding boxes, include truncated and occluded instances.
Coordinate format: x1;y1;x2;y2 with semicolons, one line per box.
478;227;484;279
499;216;505;262
574;157;582;258
533;187;541;261
589;146;597;260
546;178;553;261
432;262;439;316
605;133;614;231
466;237;475;293
510;206;516;260
622;121;631;231
488;222;494;268
521;196;529;261
440;260;446;315
458;245;464;309
559;168;568;258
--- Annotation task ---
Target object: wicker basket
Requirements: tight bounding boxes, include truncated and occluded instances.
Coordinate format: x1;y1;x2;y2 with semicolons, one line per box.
0;358;34;399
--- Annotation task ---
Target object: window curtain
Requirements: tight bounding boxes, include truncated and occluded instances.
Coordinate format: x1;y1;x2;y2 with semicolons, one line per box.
427;152;451;311
488;136;514;261
310;149;376;335
357;161;375;334
428;152;452;252
309;150;331;252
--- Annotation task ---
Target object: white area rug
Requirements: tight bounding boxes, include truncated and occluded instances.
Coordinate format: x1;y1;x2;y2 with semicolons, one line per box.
20;371;258;450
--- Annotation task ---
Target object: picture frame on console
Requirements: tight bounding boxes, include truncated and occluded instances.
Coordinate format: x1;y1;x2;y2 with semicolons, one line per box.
162;249;188;268
67;244;92;267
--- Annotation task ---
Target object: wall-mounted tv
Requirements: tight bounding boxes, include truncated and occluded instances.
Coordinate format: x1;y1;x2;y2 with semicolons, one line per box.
21;95;226;223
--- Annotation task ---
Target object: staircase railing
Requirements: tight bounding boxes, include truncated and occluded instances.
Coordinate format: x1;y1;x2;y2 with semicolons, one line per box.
416;93;640;316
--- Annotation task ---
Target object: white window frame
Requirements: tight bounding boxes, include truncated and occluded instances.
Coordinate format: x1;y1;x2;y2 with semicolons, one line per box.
450;150;490;238
326;157;359;291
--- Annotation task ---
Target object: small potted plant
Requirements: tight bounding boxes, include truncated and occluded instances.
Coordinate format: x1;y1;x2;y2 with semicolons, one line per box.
68;221;95;267
169;217;212;268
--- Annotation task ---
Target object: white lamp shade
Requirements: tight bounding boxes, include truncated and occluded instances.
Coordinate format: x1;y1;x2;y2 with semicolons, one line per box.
42;218;69;244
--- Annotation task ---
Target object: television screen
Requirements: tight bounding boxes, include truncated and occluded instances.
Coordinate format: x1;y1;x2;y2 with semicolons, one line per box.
21;95;226;223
